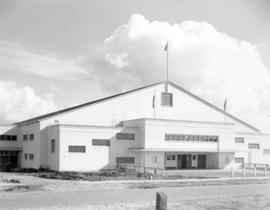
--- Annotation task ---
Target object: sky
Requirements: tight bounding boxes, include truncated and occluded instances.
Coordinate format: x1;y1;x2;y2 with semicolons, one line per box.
0;0;270;131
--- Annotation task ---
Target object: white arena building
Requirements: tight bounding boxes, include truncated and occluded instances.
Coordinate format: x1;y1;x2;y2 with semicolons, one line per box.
0;81;270;171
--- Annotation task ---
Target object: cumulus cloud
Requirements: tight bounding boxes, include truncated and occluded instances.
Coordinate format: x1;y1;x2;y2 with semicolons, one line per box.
0;80;57;123
90;14;270;131
0;41;90;80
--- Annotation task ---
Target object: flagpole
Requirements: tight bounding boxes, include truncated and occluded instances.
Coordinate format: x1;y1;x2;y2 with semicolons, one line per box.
165;41;169;92
167;42;169;83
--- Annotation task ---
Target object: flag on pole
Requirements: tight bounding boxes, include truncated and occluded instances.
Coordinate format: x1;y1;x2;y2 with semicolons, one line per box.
152;95;156;108
164;42;168;51
224;98;227;111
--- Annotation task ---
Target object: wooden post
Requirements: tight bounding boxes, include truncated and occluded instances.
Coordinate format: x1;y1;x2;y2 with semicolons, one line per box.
231;167;234;178
156;192;167;210
243;164;246;177
254;165;257;177
264;166;267;177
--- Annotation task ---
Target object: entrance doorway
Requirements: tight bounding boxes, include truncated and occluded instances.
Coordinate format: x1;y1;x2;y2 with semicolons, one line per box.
0;151;20;171
197;154;206;169
177;154;192;169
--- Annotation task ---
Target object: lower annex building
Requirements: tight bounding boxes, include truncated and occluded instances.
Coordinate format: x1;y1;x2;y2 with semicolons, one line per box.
0;81;270;171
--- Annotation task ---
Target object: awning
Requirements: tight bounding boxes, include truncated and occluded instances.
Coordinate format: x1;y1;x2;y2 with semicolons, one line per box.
0;147;23;151
128;147;245;153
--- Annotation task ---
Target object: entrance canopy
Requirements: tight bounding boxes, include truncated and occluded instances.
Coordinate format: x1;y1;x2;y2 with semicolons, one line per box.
128;147;243;153
0;147;23;151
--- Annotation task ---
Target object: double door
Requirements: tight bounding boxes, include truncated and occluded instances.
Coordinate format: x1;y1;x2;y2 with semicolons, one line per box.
177;154;192;169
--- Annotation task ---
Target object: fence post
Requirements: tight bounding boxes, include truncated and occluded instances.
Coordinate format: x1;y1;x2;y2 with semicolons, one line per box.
243;164;246;177
156;192;167;210
231;167;234;178
254;165;257;177
264;166;267;176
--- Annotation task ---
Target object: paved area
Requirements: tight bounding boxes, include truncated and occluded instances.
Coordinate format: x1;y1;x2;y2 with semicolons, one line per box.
1;172;270;209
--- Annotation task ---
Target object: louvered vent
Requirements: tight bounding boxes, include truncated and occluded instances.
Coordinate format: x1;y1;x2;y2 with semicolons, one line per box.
161;92;173;106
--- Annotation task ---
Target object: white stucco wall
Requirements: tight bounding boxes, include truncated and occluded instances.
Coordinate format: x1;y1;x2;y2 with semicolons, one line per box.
143;119;234;152
58;124;141;172
19;122;41;169
38;83;258;134
47;125;60;170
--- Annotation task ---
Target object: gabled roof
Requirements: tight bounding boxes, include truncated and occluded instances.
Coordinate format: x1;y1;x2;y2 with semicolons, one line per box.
15;82;163;125
168;81;260;132
15;81;260;132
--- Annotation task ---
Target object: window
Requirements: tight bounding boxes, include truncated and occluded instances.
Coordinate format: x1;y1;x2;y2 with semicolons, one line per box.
165;134;218;142
68;146;86;153
248;143;260;149
167;155;171;160
24;153;28;160
0;135;17;141
116;157;135;164
92;139;110;146
153;156;157;163
161;92;173;106
235;157;244;163
192;155;196;160
29;154;34;160
235;137;244;143
51;139;55;153
116;133;135;140
29;134;34;140
172;155;176;160
263;149;270;155
23;135;28;141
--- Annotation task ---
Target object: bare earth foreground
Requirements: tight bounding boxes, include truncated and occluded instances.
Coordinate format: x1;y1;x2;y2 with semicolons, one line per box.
1;172;270;210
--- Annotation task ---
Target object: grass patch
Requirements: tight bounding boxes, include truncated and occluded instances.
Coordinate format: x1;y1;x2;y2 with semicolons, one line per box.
130;179;270;189
3;185;43;192
13;167;156;181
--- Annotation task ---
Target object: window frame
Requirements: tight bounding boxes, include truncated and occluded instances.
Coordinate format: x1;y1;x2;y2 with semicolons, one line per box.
51;139;55;153
92;139;110;146
23;134;28;141
248;143;260;149
29;154;34;160
116;157;135;164
235;137;245;143
116;133;135;140
68;145;86;153
29;134;34;141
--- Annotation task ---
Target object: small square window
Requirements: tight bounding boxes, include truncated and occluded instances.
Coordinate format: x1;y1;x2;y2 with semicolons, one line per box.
24;153;28;160
23;135;28;141
29;154;34;160
167;155;171;160
29;134;34;140
172;155;176;160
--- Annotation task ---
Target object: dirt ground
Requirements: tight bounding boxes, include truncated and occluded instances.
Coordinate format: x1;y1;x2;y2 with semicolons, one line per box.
1;172;270;210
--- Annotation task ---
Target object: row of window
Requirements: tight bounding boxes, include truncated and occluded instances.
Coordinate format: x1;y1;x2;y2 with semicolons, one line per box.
0;135;17;141
165;134;219;142
24;153;34;160
23;134;34;141
0;151;19;155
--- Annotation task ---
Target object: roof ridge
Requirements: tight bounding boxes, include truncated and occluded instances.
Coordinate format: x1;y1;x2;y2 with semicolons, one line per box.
168;81;260;132
15;81;165;125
